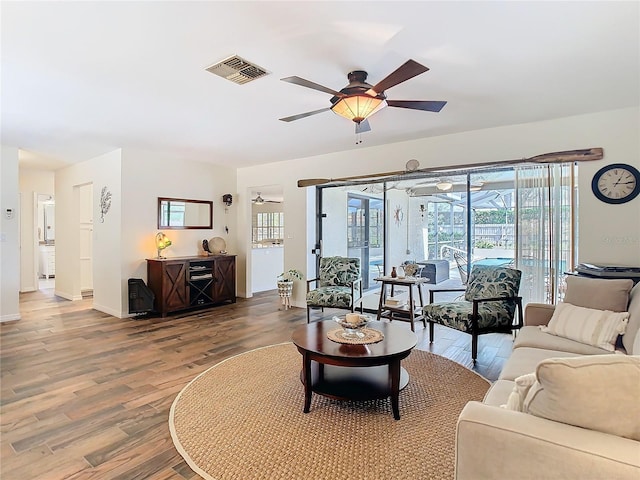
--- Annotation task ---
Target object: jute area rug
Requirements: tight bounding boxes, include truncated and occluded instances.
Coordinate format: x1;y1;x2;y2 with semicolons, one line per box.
169;343;489;480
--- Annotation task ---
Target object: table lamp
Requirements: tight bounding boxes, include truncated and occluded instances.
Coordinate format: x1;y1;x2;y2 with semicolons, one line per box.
156;232;172;258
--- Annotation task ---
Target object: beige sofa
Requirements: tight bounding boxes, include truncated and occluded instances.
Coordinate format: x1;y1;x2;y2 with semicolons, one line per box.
455;277;640;480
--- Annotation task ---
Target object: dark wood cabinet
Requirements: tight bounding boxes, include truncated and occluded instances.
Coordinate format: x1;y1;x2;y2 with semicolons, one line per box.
147;255;236;316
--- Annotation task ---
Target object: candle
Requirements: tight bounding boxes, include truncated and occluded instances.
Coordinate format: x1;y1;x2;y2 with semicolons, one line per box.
345;313;361;324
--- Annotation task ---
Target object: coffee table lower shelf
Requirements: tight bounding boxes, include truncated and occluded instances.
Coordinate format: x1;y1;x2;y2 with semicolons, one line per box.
302;362;409;401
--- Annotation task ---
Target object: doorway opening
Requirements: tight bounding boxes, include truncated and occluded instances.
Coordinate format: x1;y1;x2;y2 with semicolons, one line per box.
77;183;94;298
249;185;284;295
36;193;55;291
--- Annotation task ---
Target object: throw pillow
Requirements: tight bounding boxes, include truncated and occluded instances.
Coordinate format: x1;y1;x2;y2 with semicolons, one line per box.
563;276;633;312
622;282;640;355
540;302;629;351
501;372;536;411
523;355;640;441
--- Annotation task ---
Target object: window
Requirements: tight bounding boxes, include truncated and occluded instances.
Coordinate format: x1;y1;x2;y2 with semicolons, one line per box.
161;201;186;227
252;212;284;243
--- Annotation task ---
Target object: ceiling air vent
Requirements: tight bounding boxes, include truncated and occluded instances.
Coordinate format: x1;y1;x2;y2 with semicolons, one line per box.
205;55;269;85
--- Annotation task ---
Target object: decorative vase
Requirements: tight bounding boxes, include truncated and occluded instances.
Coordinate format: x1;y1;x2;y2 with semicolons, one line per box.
277;280;294;309
391;266;397;278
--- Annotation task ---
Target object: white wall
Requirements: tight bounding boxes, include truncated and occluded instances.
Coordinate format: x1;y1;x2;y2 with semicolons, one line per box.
121;148;237;318
3;107;638;319
18;168;55;292
386;188;410;273
51;147;238;319
56;150;122;316
237;107;640;307
1;145;21;321
322;187;348;256
251;247;284;292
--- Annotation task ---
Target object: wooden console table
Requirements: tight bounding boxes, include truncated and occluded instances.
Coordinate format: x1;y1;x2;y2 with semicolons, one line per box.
375;276;429;332
147;255;236;317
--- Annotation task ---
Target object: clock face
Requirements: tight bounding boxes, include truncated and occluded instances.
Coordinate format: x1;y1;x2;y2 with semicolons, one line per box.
591;163;640;204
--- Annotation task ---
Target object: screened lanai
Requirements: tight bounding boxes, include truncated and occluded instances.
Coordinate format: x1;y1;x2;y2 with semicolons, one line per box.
317;163;576;311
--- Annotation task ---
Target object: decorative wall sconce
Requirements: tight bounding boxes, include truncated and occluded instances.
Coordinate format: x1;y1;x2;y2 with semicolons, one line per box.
222;194;233;206
155;232;172;258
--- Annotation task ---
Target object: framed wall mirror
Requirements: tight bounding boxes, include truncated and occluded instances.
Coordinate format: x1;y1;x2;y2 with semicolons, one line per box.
158;197;213;229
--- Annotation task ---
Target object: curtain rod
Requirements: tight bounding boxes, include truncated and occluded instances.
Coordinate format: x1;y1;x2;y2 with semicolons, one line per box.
297;148;603;188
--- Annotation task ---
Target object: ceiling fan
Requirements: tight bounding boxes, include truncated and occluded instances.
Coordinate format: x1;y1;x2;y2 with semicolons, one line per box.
252;192;281;205
279;59;447;133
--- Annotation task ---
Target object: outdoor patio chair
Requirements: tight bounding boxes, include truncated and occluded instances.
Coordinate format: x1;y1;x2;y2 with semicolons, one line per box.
306;256;363;323
423;265;523;362
453;251;469;284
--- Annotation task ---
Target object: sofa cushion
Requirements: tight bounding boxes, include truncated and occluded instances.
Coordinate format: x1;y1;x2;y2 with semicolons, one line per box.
498;347;597;381
540;302;629;352
514;325;618;355
306;286;354;308
562;275;633;312
523;355;640;441
422;300;517;332
482;379;515;407
622;283;640;354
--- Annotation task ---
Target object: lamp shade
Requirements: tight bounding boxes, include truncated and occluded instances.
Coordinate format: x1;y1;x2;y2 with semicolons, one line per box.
155;232;172;258
331;95;385;123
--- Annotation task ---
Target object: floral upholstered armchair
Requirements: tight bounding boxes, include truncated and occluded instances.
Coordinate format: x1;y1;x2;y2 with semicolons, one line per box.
306;256;363;323
423;265;523;362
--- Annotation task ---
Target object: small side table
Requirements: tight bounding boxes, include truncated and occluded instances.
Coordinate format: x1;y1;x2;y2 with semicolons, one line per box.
375;276;429;332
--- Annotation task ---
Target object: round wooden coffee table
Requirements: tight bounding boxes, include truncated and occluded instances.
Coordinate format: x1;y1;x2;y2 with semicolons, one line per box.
291;320;417;420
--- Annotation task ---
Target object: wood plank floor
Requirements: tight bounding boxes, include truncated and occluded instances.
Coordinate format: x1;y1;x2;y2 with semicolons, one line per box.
1;289;512;479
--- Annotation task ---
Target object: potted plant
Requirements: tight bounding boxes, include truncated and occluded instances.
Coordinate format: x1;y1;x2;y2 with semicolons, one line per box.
277;269;303;309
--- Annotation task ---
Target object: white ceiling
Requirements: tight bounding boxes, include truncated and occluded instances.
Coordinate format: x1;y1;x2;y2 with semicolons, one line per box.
2;1;638;171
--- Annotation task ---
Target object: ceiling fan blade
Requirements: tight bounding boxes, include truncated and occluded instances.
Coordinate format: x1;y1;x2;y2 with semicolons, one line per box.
367;59;429;95
297;148;604;188
279;107;331;122
355;119;371;134
281;76;345;97
387;100;447;112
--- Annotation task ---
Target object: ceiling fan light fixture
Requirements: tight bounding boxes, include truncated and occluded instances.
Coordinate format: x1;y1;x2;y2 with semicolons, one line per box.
331;95;385;123
436;180;453;191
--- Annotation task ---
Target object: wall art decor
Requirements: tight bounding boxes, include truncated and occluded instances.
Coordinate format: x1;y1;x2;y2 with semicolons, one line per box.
100;186;112;223
393;204;404;227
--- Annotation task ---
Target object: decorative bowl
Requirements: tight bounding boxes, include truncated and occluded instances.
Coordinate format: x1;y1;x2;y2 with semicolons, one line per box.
334;314;370;338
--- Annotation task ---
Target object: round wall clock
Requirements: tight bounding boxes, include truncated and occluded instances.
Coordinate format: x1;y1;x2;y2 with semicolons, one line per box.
591;163;640;204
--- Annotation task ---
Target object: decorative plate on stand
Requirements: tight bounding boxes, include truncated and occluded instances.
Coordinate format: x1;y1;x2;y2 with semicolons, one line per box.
209;237;227;254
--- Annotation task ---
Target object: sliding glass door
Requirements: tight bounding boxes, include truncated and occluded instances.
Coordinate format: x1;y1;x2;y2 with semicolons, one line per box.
347;194;383;290
319;184;384;292
317;164;576;306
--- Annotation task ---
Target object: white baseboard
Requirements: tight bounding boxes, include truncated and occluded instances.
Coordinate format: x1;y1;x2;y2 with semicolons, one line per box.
54;290;83;301
92;303;123;319
0;313;21;322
